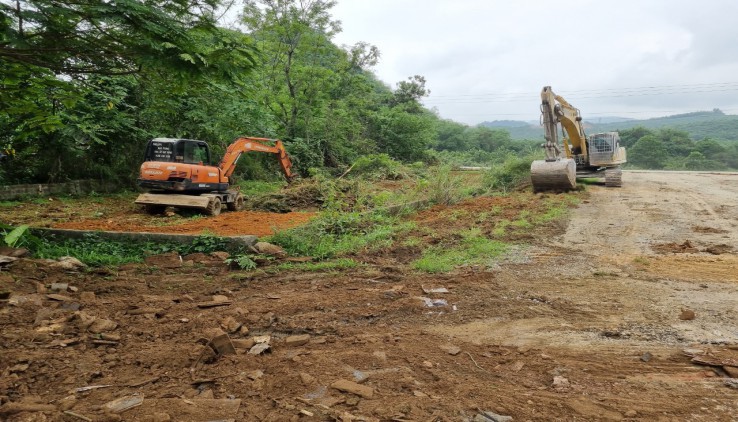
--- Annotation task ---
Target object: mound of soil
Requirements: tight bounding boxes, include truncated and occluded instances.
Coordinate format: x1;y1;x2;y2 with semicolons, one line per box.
652;240;699;254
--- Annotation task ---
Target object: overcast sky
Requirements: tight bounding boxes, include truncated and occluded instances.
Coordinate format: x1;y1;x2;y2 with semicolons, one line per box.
330;0;738;125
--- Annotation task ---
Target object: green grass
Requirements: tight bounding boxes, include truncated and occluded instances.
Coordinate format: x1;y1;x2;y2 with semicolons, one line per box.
274;258;359;272
412;228;509;273
268;209;417;260
492;220;511;237
27;233;243;267
235;180;286;196
0;200;21;207
401;236;422;247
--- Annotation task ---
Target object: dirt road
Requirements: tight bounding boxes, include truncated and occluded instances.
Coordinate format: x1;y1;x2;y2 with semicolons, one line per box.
2;171;738;421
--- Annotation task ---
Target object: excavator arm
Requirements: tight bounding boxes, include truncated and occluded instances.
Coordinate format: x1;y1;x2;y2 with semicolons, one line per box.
219;137;294;180
540;86;588;160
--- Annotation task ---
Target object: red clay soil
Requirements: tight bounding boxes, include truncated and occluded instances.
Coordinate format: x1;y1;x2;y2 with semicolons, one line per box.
53;210;316;236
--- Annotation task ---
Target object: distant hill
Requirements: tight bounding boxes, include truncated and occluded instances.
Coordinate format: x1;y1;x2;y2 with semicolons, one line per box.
482;109;738;141
584;116;636;124
478;120;530;128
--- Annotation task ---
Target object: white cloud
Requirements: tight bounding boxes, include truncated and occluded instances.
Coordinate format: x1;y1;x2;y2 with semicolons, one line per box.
332;0;738;124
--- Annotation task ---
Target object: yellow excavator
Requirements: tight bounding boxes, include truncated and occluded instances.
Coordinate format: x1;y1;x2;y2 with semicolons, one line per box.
530;86;627;192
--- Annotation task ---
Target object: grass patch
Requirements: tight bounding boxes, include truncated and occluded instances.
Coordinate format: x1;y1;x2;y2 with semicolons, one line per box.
24;232;245;267
633;256;650;266
274;258;359;272
412;228;509;273
401;236;422;247
268;208;416;260
235;180;286;196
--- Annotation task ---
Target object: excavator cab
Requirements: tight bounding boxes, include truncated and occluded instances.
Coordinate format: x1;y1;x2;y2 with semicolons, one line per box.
144;139;210;165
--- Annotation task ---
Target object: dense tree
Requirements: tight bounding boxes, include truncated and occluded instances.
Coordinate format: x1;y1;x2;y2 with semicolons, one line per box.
628;135;668;169
241;0;340;140
617;126;652;148
0;0;257;135
0;0;255;77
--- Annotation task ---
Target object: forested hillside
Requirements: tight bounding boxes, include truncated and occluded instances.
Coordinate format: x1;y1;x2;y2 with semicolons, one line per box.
0;0;445;185
483;109;738;142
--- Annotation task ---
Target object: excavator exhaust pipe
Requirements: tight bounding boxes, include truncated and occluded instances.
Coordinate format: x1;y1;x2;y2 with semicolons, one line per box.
530;158;577;192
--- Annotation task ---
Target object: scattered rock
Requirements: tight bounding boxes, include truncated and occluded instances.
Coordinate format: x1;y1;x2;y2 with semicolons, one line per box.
88;318;118;334
252;242;287;257
299;372;316;385
211;294;230;302
232;338;256;350
553;376;570;391
421;286;449;294
640;352;652;362
285;334;310;347
248;343;271;356
473;411;513;422
725;379;738;389
197;296;232;308
679;309;696;321
9;363;29;373
723;366;738;377
143;412;171;422
126;307;162;316
46;293;73;302
373;351;387;361
422;360;434;368
0;246;30;258
207;330;236;356
420;297;448;307
330;379;374;399
625;410;637;418
80;291;96;302
0;255;19;266
247;370;264;380
51;256;86;271
102;394;144;414
253;335;271;344
210;251;230;260
440;344;461;355
49;283;69;292
0;401;56;415
220;316;241;333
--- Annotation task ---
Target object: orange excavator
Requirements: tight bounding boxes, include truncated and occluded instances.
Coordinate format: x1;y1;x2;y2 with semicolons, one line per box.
135;136;294;215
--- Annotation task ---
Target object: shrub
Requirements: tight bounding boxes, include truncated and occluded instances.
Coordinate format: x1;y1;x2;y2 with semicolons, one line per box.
349;154;407;180
483;154;535;192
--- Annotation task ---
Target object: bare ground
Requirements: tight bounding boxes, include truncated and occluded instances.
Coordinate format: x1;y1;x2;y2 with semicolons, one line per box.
2;171;738;421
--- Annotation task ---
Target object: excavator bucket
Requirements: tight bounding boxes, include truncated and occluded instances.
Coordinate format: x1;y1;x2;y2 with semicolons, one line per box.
530;158;577;192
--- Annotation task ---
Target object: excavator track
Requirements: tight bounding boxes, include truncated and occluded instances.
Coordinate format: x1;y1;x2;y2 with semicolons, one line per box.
605;166;623;187
530;159;577;192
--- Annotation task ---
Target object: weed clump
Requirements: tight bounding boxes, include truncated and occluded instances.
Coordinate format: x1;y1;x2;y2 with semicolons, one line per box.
483;154;535;192
348;154;407;180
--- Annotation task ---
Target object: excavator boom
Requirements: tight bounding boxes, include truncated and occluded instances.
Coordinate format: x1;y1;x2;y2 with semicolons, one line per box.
219;137;293;180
